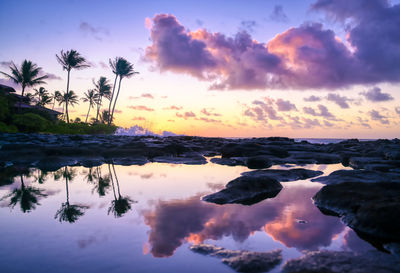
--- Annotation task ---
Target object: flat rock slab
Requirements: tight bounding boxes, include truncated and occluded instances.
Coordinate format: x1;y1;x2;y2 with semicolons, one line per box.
242;168;323;182
202;175;282;205
311;170;400;184
190;244;282;273
282;250;400;273
313;182;400;244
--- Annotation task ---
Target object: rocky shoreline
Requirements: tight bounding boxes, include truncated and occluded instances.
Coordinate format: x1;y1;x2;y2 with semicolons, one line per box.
1;133;400;271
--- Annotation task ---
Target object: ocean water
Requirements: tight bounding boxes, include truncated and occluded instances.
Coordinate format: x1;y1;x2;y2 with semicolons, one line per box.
0;161;375;273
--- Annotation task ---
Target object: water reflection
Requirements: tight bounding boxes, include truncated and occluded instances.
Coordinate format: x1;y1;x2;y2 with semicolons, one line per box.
107;164;136;218
142;183;345;257
0;174;48;213
54;167;89;223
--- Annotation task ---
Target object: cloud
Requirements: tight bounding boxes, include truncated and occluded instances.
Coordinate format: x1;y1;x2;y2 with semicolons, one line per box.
176;111;196;119
99;61;108;69
304;95;321;102
360;87;394;102
200;108;221;116
369;109;389;124
326;93;351;108
0;78;19;89
240;20;257;33
128;105;155;111
269;5;289;22
132;116;146;121
163;105;182;110
141;93;154;99
357;117;371;128
79;21;109;41
396;106;400;115
276;99;297;111
303;104;336;120
198;117;222;123
0;61;12;68
46;73;62;81
145;5;400;90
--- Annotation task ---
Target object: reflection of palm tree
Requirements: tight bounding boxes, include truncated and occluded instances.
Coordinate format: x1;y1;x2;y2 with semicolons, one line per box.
33;169;48;184
85;167;111;197
54;167;88;223
0;175;47;213
107;164;136;218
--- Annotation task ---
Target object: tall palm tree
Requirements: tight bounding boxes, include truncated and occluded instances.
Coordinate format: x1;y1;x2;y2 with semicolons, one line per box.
56;50;89;123
109;58;139;125
59;90;79;122
107;57;121;125
93;77;112;123
82;89;98;123
0;60;48;96
54;167;88;223
0;175;48;213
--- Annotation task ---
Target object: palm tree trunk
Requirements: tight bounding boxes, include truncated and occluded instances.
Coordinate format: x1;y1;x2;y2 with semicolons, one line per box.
85;104;91;123
108;164;117;200
111;164;121;197
21;84;25;97
110;77;122;125
65;167;70;204
96;95;102;123
108;74;118;125
66;70;71;124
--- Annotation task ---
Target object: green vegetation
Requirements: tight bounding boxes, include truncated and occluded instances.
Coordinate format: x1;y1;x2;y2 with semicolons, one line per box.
0;49;139;135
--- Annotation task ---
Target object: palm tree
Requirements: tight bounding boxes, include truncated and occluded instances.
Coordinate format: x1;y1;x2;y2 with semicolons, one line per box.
33;87;52;107
93;77;112;123
0;60;48;96
56;50;89;123
52;90;62;110
54;167;88;223
0;175;48;213
107;164;135;217
109;58;139;125
59;90;79;122
82;89;98;123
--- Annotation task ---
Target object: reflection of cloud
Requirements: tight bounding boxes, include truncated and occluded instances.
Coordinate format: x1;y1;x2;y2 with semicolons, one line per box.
265;185;344;250
142;184;345;257
341;229;374;253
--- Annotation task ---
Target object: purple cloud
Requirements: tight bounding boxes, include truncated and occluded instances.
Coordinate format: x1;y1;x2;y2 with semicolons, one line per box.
369;109;389;124
396;107;400;115
304;95;321;102
128;105;154;111
303;104;336;120
145;3;400;90
46;73;62;81
79;21;109;41
360;87;394;102
327;93;351;109
276;98;297;111
200;108;221;117
269;5;289;22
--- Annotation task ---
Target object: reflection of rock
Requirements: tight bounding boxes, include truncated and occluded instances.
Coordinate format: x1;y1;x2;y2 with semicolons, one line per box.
152;152;207;165
202;176;282;205
312;170;400;184
313;182;400;243
190;244;282;273
210;157;247;166
242;168;323;182
282;250;400;273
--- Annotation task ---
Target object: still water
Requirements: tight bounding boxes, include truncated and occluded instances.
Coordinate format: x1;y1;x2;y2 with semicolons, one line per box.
0;161;373;273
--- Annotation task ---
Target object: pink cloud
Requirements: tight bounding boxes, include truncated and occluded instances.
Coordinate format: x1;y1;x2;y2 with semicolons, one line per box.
128;105;155;111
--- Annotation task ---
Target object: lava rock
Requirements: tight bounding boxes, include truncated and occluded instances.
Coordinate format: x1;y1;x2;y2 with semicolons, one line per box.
311;170;400;184
242;168;323;182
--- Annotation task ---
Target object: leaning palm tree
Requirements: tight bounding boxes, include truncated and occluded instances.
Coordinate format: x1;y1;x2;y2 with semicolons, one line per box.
0;60;48;96
56;50;89;123
0;175;48;213
109;58;139;125
93;77;112;123
59;90;79;122
54;167;88;223
81;89;98;123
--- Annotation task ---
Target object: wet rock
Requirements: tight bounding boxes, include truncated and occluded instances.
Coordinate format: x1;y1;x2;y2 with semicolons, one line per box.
349;157;385;169
152;152;207;165
311;170;400;184
289;151;342;164
202;175;282;205
246;156;272;169
242;168;323;182
210;157;246;166
190;244;282;273
282;250;400;273
313;182;400;242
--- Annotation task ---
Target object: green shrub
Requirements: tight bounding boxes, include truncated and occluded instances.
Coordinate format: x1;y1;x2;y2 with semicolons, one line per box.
0;122;18;133
13;113;51;132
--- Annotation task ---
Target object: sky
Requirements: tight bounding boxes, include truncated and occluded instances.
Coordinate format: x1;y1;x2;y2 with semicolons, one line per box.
0;0;399;138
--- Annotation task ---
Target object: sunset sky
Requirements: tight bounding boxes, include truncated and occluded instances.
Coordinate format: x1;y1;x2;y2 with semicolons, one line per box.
1;0;399;138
